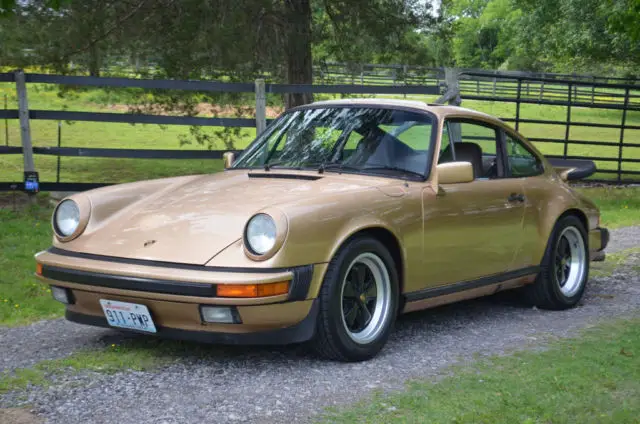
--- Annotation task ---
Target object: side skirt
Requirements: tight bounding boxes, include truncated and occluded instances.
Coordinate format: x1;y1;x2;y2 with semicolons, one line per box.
402;266;539;314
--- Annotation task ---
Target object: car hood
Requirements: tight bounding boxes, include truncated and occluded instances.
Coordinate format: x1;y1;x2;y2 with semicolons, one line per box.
61;170;393;265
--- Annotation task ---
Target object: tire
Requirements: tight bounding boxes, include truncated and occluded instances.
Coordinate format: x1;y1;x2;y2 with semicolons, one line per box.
311;236;399;362
524;215;589;310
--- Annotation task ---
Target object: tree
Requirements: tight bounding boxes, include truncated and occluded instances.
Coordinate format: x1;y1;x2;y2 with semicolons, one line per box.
514;0;640;72
0;0;431;107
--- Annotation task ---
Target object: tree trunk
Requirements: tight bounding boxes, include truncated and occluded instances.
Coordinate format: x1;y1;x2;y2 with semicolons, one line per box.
283;0;313;109
88;43;101;77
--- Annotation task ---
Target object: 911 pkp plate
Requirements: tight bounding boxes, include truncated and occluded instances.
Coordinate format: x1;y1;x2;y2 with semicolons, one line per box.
99;299;157;333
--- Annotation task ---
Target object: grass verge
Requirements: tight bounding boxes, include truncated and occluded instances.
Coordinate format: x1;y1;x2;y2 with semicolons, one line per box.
0;338;181;394
575;186;640;229
1;84;639;184
0;196;57;326
322;317;640;424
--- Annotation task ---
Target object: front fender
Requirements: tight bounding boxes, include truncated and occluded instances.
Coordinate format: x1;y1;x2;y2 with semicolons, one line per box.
207;186;414;268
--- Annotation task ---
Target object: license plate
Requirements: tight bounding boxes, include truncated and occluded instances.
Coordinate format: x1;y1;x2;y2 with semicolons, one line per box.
99;299;157;333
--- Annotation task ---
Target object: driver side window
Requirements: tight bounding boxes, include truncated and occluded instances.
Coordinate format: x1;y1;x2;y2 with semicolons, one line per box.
439;119;502;180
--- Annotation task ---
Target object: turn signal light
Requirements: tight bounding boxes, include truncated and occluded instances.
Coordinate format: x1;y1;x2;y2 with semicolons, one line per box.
217;281;290;298
36;263;43;275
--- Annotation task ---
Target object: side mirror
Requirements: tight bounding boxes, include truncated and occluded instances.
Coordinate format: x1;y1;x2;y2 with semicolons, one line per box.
436;162;474;184
223;152;235;169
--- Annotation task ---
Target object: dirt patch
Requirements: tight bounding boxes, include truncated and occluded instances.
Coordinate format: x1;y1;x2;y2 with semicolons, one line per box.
0;408;43;424
103;103;283;119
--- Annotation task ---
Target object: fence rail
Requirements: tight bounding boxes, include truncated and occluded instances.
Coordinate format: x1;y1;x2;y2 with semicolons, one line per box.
456;71;640;181
0;70;442;192
1;67;639;193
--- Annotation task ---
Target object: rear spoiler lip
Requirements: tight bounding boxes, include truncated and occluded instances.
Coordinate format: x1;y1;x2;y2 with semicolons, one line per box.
546;158;596;181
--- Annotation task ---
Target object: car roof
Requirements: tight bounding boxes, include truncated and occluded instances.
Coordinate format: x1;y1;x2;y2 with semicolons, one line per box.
308;98;502;124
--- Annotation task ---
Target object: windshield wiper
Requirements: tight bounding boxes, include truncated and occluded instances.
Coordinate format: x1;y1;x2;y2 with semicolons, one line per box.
263;160;285;171
361;166;425;179
318;163;363;174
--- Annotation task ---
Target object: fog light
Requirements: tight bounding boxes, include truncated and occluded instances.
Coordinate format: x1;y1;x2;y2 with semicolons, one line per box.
51;286;73;304
200;306;241;324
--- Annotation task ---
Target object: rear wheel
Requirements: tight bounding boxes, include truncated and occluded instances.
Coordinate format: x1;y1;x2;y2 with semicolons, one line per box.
311;236;398;361
525;215;589;310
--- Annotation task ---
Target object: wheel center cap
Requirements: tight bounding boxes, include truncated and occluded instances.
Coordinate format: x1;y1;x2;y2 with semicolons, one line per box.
359;293;366;303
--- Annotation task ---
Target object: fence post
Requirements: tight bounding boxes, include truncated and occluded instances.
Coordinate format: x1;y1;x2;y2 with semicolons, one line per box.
515;79;522;131
4;93;8;147
402;65;408;99
564;83;573;159
617;88;630;182
442;67;461;106
15;70;36;197
56;121;62;183
254;78;266;137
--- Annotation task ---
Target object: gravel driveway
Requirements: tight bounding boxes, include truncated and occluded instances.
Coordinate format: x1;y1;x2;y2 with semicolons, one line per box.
1;226;639;424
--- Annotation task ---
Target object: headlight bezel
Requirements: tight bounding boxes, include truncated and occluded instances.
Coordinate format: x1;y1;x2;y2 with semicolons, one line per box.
52;197;91;242
243;210;288;261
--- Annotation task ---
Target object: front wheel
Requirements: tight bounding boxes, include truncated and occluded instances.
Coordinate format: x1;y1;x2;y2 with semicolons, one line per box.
311;236;399;361
524;215;589;310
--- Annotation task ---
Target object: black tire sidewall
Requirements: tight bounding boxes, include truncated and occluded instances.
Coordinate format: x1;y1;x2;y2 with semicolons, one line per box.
321;237;399;360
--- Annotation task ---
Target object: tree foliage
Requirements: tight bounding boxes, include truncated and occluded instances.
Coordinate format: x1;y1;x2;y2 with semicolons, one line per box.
439;0;640;73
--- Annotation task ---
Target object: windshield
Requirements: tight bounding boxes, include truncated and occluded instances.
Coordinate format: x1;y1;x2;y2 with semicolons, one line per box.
232;106;436;178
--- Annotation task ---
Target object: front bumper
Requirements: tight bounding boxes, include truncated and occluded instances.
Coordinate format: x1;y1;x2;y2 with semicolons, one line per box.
65;300;319;345
35;248;326;345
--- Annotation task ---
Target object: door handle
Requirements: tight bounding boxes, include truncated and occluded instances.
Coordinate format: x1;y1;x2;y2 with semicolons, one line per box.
508;193;526;202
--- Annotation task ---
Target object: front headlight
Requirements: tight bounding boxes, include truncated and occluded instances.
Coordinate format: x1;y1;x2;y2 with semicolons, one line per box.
54;199;80;238
245;213;277;255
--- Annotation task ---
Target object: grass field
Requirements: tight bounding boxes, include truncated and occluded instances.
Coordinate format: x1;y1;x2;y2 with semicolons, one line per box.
0;83;639;184
323;317;640;424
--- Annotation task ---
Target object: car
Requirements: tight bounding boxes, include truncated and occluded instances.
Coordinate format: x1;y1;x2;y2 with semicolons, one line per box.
34;99;609;361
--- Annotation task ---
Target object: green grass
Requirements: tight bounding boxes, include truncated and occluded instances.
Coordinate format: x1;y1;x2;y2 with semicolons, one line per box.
0;83;252;183
322;317;640;424
1;84;639;184
0;198;58;325
0;338;180;394
575;187;640;229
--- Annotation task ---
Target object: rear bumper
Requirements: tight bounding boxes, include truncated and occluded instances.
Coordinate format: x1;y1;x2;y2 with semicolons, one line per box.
597;227;610;252
589;227;609;261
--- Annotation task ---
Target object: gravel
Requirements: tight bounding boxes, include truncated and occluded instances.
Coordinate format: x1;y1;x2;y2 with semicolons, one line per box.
1;226;639;424
606;226;640;253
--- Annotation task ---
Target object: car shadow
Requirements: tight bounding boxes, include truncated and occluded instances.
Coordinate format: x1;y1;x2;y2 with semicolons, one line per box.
87;290;532;364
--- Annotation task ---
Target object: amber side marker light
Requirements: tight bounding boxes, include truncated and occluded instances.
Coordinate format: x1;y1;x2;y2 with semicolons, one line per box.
36;263;43;276
217;281;290;298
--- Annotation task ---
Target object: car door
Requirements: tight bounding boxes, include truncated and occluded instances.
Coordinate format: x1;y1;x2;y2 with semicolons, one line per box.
421;119;527;286
502;130;547;269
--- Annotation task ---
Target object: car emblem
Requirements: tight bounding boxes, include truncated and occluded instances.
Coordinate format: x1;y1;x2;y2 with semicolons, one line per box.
144;240;157;247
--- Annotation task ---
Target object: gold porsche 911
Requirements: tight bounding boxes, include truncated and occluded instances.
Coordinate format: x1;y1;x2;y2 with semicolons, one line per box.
35;99;609;361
